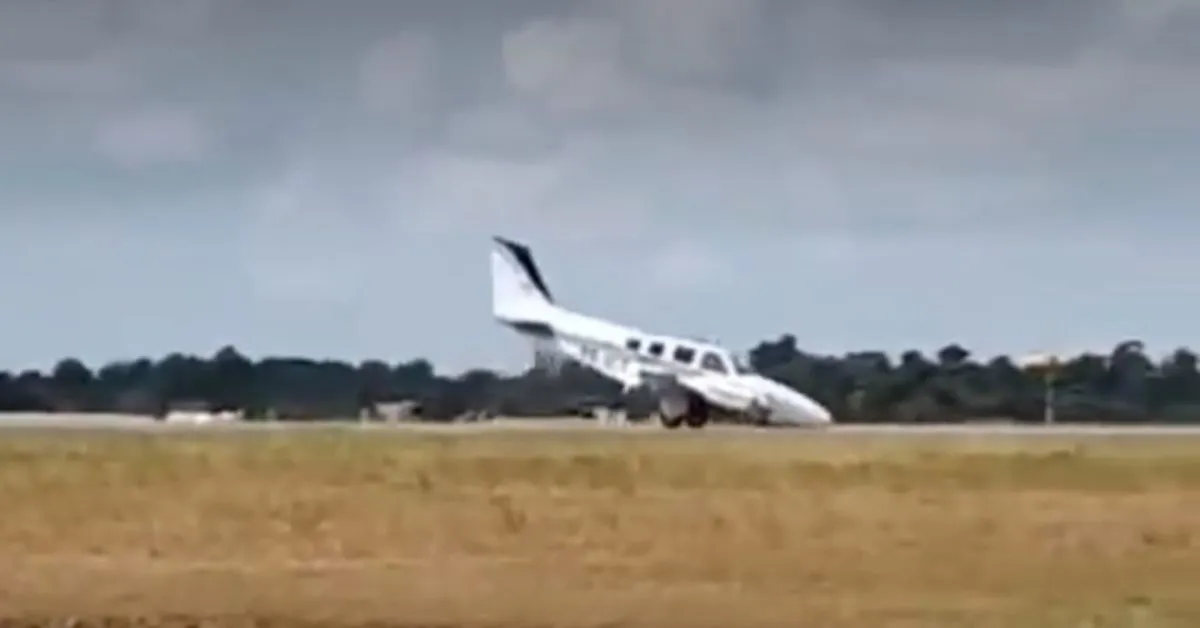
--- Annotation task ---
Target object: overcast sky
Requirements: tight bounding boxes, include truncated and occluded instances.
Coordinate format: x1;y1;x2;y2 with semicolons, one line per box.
1;0;1198;374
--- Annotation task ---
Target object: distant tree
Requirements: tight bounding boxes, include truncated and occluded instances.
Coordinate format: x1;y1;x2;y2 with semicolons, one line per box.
0;336;1198;424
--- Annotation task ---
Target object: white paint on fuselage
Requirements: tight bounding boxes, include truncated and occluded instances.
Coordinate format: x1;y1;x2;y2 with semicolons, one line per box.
490;237;833;427
505;307;832;427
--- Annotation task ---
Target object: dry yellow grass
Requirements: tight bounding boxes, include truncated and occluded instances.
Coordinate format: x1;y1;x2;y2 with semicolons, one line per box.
1;428;1199;628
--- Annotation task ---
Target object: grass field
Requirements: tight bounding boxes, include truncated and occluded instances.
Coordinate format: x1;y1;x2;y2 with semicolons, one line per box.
1;428;1198;627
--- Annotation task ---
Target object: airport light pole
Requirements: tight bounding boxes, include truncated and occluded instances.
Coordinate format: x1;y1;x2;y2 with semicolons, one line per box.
1042;363;1057;425
1018;353;1060;425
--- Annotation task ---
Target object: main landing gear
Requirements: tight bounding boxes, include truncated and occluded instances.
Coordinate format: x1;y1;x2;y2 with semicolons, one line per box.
657;391;709;429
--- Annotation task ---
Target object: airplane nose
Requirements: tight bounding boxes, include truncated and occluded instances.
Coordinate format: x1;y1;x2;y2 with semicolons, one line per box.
747;375;834;426
771;390;833;425
796;395;833;425
810;400;834;424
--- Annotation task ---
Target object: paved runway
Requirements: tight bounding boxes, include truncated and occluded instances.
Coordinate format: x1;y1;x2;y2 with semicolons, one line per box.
1;412;1199;436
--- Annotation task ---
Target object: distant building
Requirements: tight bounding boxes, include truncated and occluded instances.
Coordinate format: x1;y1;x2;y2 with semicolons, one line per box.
367;400;422;422
161;400;241;424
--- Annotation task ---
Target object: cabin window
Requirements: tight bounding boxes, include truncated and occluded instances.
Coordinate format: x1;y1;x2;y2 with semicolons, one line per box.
672;346;696;364
700;352;729;374
625;338;641;351
647;342;664;357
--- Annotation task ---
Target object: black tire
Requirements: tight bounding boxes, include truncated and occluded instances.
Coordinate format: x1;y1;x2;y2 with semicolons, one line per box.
684;394;709;428
658;390;688;429
659;412;685;429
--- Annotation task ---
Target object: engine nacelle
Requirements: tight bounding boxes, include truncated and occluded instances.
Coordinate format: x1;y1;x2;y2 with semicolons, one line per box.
655;386;709;429
632;372;759;429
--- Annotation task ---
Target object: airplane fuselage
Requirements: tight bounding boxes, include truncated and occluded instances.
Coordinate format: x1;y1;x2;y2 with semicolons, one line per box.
490;236;833;429
500;306;832;427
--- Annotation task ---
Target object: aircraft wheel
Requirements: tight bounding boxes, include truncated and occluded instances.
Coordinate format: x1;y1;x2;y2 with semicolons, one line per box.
745;404;771;428
659;413;685;429
683;395;709;429
658;393;688;429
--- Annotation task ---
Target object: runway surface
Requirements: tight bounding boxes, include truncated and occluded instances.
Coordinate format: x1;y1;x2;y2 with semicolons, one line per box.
1;412;1199;436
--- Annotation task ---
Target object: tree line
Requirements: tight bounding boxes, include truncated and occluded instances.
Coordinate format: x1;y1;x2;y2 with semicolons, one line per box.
1;336;1198;423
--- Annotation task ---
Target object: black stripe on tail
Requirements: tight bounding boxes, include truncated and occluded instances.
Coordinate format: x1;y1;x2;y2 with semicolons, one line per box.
494;236;554;303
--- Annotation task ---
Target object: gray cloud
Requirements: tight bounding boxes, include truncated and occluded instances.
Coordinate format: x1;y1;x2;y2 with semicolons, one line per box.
2;0;1200;369
5;1;1194;208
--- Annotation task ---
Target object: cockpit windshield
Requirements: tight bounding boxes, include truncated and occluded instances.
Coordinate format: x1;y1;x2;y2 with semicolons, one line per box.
732;354;756;374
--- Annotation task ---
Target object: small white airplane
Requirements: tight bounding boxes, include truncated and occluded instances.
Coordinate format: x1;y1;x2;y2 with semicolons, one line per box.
490;236;834;429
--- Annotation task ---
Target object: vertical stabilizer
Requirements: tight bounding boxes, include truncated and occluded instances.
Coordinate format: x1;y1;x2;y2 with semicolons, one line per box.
491;236;555;324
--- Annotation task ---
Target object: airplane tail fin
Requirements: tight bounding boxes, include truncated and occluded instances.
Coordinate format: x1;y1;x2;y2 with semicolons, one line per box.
491;236;556;324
